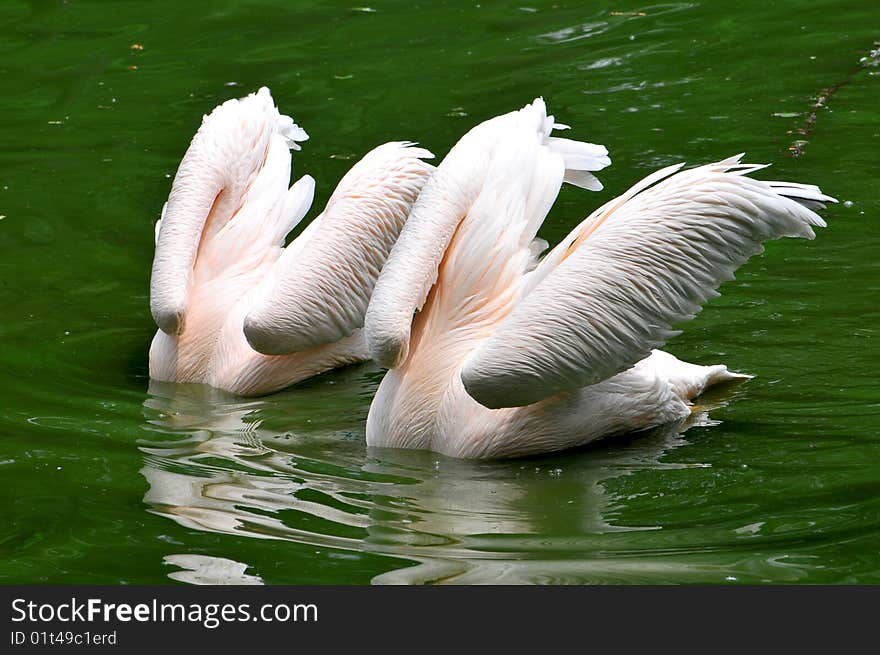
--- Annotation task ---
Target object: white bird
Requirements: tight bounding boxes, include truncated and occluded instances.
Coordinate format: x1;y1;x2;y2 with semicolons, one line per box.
364;98;835;459
149;87;434;395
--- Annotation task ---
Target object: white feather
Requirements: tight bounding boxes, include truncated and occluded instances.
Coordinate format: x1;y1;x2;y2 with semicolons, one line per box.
365;100;834;458
243;142;434;355
149;89;432;396
461;159;836;408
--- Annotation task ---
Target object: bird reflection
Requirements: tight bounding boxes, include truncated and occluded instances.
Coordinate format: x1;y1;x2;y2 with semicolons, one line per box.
141;373;749;584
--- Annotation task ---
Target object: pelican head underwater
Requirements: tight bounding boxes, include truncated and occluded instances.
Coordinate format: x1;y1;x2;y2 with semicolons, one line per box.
148;91;834;460
363;98;835;459
148;87;434;395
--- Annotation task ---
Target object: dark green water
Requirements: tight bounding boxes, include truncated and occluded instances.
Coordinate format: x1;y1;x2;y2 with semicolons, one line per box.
2;1;878;584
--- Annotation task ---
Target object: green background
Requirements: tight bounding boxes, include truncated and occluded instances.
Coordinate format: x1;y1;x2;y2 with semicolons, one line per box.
1;0;877;584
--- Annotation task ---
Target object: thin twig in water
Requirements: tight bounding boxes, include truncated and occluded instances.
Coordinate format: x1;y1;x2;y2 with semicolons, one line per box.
787;41;880;158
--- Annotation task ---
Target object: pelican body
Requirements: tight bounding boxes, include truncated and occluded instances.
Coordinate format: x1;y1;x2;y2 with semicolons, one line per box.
364;99;834;459
149;88;433;395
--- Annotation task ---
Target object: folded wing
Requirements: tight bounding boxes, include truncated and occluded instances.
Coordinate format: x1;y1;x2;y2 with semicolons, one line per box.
243;142;434;355
364;98;610;369
150;87;308;335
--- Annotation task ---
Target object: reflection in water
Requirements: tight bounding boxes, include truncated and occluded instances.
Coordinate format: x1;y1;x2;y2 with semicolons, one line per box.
141;378;749;584
163;554;263;585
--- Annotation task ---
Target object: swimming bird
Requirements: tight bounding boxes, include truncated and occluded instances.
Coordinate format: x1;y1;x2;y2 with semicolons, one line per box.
149;87;434;395
364;98;834;459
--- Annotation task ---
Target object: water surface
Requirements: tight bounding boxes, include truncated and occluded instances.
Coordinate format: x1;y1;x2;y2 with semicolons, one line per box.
1;0;878;584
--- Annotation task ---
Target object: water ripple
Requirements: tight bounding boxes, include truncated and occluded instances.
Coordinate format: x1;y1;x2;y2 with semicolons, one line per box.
134;379;873;585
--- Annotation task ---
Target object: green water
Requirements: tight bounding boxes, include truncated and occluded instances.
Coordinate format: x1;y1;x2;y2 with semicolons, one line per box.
1;0;878;584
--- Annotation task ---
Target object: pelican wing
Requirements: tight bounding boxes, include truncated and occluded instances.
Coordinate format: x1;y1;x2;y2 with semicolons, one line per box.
461;156;835;408
365;98;610;369
150;87;307;335
243;142;434;355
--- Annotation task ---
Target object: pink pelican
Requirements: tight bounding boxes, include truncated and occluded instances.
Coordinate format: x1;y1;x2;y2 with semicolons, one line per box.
149;88;434;395
364;98;834;459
